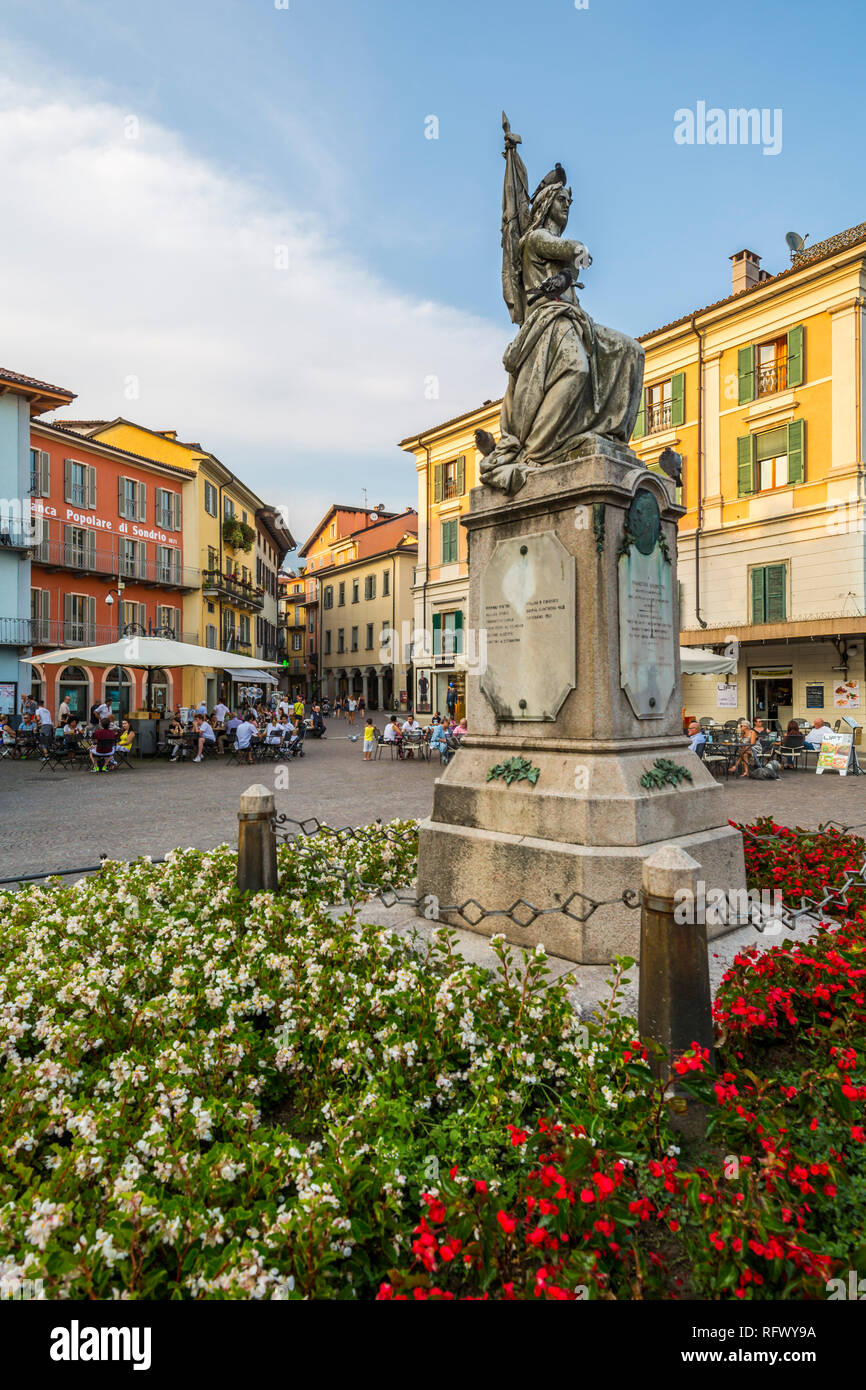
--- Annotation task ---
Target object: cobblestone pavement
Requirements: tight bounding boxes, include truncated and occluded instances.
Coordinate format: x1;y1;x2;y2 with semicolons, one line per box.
1;738;865;882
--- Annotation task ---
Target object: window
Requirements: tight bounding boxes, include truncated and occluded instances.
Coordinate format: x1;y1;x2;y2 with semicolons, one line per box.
30;588;50;643
351;626;359;651
330;521;337;539
433;610;463;656
120;537;144;579
337;628;345;653
30;449;50;498
155;487;179;530
204;480;218;516
738;326;804;404
157;605;181;637
352;580;359;603
325;630;332;655
433;455;466;502
382;569;390;596
751;564;787;624
64;459;96;509
121;600;146;632
364;574;376;600
63;524;96;570
756;337;788;397
737;422;804;496
239;615;250;645
366;623;374;650
292;631;302;651
441;518;459;565
156;546;179;584
118;476;145;521
323;585;334;609
224;496;235;519
64;593;96;644
338;581;345;606
633;373;685;439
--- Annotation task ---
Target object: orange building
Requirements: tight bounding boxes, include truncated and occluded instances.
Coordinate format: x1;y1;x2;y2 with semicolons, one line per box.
28;420;197;719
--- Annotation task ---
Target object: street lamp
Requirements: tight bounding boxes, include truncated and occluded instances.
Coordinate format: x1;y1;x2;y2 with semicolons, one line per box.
104;580;125;639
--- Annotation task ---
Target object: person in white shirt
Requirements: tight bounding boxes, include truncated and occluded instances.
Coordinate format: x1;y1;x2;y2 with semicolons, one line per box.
383;719;399;741
58;698;71;726
35;702;54;751
94;701;111;724
278;698;290;718
234;717;258;764
213;701;229;723
804;719;827;749
346;697;357;726
265;720;283;746
192;715;217;762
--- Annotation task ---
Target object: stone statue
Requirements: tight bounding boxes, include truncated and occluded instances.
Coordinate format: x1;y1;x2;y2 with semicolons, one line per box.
477;114;645;495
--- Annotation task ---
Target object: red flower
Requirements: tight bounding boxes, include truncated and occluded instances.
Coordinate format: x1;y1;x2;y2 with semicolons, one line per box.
497;1210;517;1234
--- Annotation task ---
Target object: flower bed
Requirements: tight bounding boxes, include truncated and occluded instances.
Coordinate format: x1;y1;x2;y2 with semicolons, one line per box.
1;819;864;1299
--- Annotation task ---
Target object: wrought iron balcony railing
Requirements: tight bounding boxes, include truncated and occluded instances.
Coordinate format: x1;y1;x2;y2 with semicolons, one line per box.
757;363;787;396
203;569;265;610
646;400;672;433
32;538;199;589
0;617;199;648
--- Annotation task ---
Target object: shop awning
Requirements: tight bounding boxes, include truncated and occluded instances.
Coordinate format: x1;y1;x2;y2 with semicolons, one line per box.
224;667;278;685
679;646;738;676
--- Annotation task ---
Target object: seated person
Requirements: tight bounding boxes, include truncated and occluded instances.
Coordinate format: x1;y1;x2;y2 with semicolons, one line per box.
62;717;82;750
311;704;326;738
89;719;118;772
192;715;217;762
116;720;135;758
804;718;827;749
264;719;283;747
1;716;17;752
233;715;259;764
733;720;759;778
429;719;448;757
383;718;403;756
687;720;706;754
167;717;186;760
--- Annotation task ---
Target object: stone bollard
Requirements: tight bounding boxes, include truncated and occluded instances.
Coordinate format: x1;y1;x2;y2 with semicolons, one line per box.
638;844;714;1079
236;784;278;894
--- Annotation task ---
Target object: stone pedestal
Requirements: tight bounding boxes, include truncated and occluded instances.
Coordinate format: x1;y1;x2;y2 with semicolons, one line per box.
416;443;745;964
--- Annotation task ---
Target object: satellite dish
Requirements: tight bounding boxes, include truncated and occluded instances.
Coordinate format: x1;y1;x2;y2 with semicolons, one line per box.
785;231;808;259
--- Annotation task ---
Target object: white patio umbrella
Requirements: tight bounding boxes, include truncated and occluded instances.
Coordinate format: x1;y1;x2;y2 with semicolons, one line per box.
23;636;281;711
679;646;738;677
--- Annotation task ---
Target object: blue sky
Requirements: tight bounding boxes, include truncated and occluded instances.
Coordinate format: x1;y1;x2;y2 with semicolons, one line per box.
1;0;862;550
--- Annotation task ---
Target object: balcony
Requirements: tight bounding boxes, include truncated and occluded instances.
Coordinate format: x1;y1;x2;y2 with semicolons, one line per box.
0;617;200;649
33;539;199;590
646;400;672;434
757;362;787;397
0;520;39;552
203;569;265;610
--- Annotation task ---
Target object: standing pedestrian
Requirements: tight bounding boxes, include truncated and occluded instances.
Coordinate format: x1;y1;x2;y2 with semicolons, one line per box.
35;698;54;752
347;696;357;726
363;718;376;760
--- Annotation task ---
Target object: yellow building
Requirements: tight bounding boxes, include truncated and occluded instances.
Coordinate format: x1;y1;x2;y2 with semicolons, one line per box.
400;401;498;717
403;220;866;729
66;419;292;707
299;504;418;711
634;226;866;726
277;570;308;698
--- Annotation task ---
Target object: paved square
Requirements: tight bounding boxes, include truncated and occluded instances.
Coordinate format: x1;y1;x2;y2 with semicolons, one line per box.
0;741;864;883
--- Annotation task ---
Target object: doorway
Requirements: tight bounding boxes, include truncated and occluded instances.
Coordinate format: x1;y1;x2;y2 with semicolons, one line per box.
749;666;793;726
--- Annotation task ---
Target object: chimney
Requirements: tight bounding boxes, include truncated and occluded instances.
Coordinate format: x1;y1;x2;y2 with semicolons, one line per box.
729;249;762;294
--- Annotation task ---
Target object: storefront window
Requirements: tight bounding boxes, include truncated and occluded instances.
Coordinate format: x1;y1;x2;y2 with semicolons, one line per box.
58;666;90;718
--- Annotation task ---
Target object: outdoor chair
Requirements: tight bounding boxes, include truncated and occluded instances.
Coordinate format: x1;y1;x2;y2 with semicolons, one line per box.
778;734;805;770
376;737;398;759
113;745;137;771
39;738;75;773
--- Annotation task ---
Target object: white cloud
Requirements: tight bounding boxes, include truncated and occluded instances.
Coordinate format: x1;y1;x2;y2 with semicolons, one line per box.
0;71;507;546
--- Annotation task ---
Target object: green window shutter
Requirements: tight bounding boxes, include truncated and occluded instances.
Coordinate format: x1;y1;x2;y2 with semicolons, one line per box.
86;466;97;510
456;455;466;495
173;492;182;531
39;451;50;497
138;482;147;523
86;530;96;569
86;595;96;640
670;372;685;428
632;388;646;440
738;345;755;404
787;419;804;485
118;476;126;516
454;608;463;653
751;568;765;624
441;520;457;564
433;463;443;503
64;459;73;504
766;565;787;622
786;324;804;388
432;611;442;656
737;435;755;496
